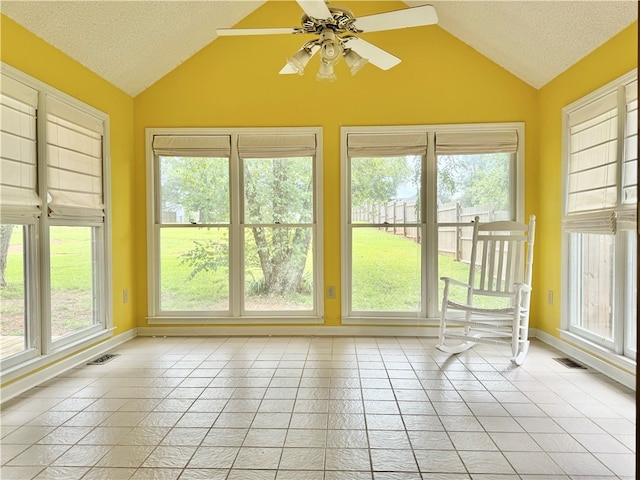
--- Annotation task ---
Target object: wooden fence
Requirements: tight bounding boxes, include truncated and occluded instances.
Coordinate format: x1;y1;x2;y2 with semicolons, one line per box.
353;200;509;263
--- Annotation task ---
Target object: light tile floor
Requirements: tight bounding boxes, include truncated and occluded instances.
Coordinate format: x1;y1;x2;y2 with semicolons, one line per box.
0;336;636;480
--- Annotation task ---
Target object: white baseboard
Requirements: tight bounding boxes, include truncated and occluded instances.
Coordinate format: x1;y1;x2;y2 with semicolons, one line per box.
137;324;440;338
0;328;138;403
534;329;636;390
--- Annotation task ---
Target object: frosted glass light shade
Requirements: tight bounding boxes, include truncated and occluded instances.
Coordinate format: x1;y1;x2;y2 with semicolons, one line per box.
286;48;312;75
316;61;336;83
344;49;368;76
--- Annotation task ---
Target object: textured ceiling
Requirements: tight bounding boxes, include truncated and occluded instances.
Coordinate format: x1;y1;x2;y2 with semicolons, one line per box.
417;0;638;89
1;1;266;96
1;0;637;96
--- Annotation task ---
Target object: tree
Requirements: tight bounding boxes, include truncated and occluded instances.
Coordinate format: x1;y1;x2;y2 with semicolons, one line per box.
466;154;510;210
351;156;415;221
160;156;229;223
0;225;13;288
437;153;510;211
242;157;313;296
172;154;411;300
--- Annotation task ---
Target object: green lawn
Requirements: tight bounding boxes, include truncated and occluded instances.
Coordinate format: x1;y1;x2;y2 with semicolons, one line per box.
1;225;506;325
1;225;95;339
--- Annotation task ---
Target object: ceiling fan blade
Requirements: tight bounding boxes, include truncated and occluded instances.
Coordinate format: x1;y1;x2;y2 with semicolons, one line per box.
296;0;332;20
279;45;321;74
347;38;401;71
217;27;297;36
354;5;438;33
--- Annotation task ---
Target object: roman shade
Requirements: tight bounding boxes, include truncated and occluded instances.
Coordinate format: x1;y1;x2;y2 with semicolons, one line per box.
347;132;427;157
565;90;618;215
0;74;40;217
46;97;105;220
563;77;637;234
237;133;316;158
152;135;231;157
435;130;518;154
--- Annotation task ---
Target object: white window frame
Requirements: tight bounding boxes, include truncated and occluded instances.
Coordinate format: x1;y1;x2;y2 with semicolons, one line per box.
0;63;112;382
560;70;637;369
341;123;525;325
146;127;324;324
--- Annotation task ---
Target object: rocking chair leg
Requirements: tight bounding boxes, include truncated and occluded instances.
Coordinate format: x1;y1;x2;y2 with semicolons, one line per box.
512;341;530;365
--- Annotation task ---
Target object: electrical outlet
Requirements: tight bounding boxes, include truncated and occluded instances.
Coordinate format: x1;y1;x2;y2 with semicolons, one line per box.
548;290;553;305
327;286;336;299
123;289;129;303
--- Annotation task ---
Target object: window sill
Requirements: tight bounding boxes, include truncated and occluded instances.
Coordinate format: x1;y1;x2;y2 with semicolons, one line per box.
558;329;636;374
146;316;324;325
1;328;114;385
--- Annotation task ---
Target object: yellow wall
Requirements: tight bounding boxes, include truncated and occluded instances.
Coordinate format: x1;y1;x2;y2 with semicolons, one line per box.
134;0;539;327
1;15;137;336
535;22;638;337
2;4;636;342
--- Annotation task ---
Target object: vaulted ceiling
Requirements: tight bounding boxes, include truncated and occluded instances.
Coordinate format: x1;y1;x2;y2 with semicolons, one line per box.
1;1;637;96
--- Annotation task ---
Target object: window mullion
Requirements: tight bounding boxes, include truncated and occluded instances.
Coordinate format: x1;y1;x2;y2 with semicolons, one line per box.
37;94;52;355
230;133;242;317
425;130;437;318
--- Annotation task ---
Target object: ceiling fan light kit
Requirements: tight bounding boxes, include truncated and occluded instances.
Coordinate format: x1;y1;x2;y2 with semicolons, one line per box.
217;0;438;83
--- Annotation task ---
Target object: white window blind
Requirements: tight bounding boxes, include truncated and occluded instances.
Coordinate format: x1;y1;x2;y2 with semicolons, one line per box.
563;72;638;234
153;135;231;157
435;130;518;154
623;79;637;205
46;97;105;220
565;91;618;215
0;74;40;216
238;133;316;158
347;132;427;157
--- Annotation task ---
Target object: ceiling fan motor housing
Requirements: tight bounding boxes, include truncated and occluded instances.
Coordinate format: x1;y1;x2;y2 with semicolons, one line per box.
300;6;360;35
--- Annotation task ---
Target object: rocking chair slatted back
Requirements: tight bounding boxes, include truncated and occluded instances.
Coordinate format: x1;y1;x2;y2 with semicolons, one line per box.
469;219;533;300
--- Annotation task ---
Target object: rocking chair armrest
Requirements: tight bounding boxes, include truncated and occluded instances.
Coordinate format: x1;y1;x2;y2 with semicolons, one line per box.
513;282;532;293
440;277;472;289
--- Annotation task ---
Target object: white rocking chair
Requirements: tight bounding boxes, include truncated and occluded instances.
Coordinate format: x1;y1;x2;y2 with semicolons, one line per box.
436;215;536;365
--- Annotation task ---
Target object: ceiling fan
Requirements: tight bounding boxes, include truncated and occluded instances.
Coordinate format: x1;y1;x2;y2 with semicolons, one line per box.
216;0;438;82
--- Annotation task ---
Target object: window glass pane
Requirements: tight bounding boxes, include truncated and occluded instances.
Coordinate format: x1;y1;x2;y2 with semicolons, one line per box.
437;223;473;304
570;233;614;341
625;232;637;357
437;153;512;221
244;226;313;311
244;157;313;224
0;224;27;359
159;156;229;224
49;226;97;340
160;227;229;311
351;227;421;312
351;156;421;224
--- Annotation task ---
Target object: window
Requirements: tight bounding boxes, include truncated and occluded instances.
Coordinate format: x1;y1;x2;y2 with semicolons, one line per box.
0;64;111;376
147;128;322;322
562;71;637;364
341;124;523;323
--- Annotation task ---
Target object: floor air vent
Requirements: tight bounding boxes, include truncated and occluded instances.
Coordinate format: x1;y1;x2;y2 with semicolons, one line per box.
87;353;119;365
553;357;586;369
